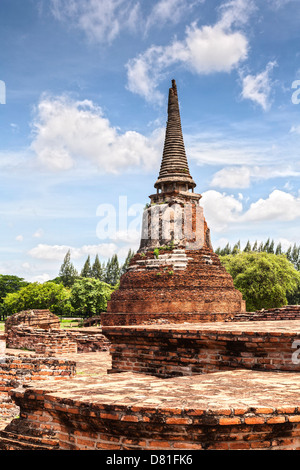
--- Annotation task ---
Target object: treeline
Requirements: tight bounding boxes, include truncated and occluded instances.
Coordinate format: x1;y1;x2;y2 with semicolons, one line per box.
0;249;135;320
56;249;135;288
215;239;300;271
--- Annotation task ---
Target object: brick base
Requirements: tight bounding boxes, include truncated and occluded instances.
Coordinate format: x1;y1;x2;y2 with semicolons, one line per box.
103;320;300;377
4;370;300;450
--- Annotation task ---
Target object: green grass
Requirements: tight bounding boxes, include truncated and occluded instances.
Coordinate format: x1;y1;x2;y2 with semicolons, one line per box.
0;322;4;332
60;318;82;329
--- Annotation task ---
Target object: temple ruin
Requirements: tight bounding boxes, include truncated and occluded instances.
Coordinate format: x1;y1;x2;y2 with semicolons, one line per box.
103;80;245;327
1;80;300;451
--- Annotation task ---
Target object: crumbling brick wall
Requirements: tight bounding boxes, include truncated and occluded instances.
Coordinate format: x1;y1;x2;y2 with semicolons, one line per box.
104;324;300;377
6;326;110;354
5;310;60;333
0;354;76;420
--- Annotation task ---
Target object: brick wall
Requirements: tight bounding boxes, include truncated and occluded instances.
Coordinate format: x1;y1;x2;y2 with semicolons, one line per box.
0;354;76;420
0;336;5;356
234;305;300;321
6;326;78;355
5;326;110;354
103;324;300;377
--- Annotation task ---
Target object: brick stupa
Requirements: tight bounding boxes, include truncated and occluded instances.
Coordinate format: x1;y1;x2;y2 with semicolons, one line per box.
102;80;245;326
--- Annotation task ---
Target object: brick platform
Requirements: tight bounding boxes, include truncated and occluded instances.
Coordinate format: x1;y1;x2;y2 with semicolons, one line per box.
104;320;300;377
5;368;300;450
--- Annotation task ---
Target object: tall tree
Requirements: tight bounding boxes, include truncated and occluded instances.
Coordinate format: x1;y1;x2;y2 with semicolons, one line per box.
120;249;135;276
81;255;93;278
243;241;252;252
59;250;78;287
92;255;104;280
104;254;120;286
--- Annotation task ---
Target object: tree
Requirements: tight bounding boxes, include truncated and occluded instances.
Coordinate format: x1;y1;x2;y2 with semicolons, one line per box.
70;278;115;317
3;282;73;317
120;249;135;276
243;241;252;252
0;275;29;319
220;252;300;311
91;255;104;280
59;250;78;287
81;255;93;278
104;254;120;286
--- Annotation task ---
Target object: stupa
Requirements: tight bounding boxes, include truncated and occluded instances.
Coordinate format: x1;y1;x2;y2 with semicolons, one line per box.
102;80;245;326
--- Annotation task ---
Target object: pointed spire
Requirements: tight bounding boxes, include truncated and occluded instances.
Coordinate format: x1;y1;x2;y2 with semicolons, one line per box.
154;79;196;192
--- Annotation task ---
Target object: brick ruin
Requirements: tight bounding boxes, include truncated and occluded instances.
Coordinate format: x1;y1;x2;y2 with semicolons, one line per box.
5;309;60;332
1;80;300;451
5;309;110;354
102;80;245;327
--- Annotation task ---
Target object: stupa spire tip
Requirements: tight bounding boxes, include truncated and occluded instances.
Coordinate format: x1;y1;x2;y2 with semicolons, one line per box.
171;79;177;96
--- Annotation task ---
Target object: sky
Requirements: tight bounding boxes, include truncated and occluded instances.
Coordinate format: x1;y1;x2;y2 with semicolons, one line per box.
0;0;300;282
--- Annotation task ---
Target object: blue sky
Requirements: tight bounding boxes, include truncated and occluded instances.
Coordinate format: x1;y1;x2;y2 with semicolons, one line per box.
0;0;300;282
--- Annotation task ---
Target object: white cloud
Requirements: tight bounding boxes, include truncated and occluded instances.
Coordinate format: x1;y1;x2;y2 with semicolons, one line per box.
30;94;163;173
50;0;202;44
201;189;300;233
33;228;44;238
126;0;252;102
50;0;140;44
201;190;243;231
240;61;277;110
210;165;300;189
28;243;118;261
242;190;300;222
145;0;204;32
15;235;24;242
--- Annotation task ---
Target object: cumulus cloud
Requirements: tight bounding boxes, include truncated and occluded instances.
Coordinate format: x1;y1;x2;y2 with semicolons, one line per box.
28;243;118;261
201;190;243;231
242;190;300;222
201;189;300;232
126;0;253;102
240;61;277;110
210;165;300;189
30;94;163;173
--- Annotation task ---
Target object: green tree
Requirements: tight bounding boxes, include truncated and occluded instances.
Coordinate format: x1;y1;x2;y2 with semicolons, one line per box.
59;250;78;287
220;251;300;311
3;282;73;317
0;275;29;319
243;241;252;252
81;255;93;278
104;254;120;286
70;278;115;317
91;255;104;280
120;249;135;276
